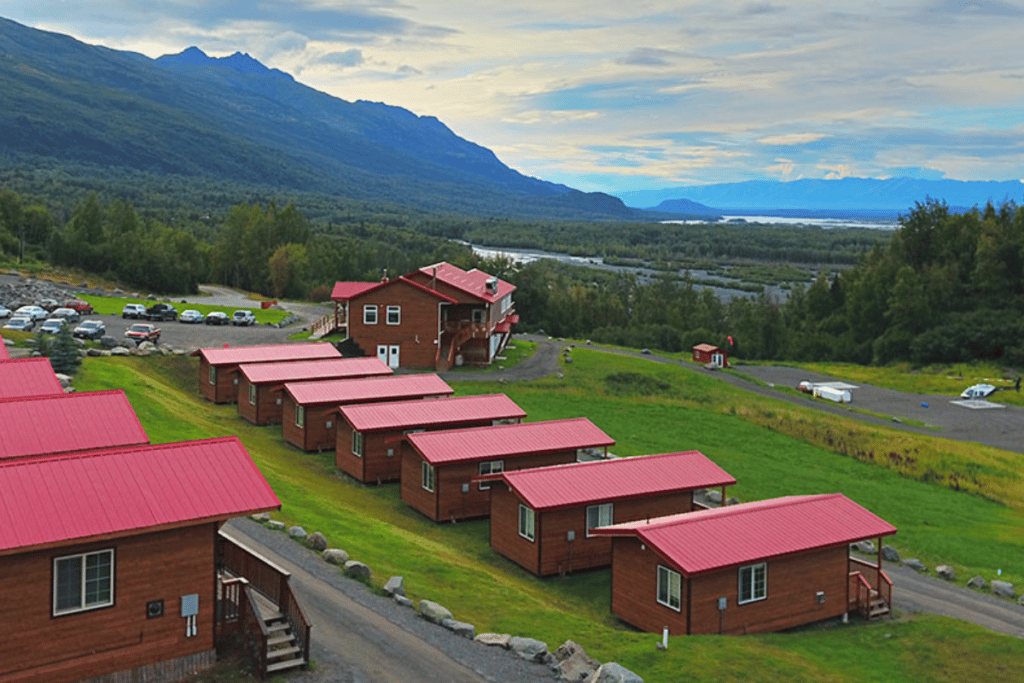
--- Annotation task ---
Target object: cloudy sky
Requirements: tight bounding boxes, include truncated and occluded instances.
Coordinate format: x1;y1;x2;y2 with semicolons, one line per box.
7;1;1024;193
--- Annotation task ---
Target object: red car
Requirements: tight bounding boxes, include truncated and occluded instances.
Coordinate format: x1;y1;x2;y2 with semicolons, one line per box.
125;323;161;345
64;299;95;316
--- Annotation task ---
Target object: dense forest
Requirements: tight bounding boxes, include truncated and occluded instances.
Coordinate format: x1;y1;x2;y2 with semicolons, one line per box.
2;187;1020;368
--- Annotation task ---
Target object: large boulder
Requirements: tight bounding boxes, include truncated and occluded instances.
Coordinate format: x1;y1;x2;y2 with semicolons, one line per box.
419;600;453;624
441;618;476;639
904;558;927;572
394;594;414;608
307;531;328;551
344;560;371;581
250;512;271;522
475;633;511;648
287;526;307;540
54;373;72;387
992;580;1015;598
554;640;600;681
383;576;405;597
967;576;987;590
936;565;956;581
882;545;901;562
850;540;876;554
110;346;130;356
266;520;285;531
509;636;549;663
585;663;643;683
322;549;349;565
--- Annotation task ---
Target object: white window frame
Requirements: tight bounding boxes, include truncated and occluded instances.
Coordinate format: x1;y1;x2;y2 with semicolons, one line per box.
518;504;535;541
738;562;767;604
352;430;364;457
585;503;613;537
53;549;114;616
656;565;681;612
477;460;504;490
472;309;486;324
208;365;216;385
421;461;435;492
386;305;401;325
295;405;305;428
363;305;378;325
248;384;257;405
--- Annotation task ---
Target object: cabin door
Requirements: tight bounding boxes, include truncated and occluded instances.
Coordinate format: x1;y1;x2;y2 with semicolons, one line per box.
377;345;401;369
712;352;724;367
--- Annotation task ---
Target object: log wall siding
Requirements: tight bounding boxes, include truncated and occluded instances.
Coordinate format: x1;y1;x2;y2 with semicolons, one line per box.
197;359;241;404
608;538;850;636
348;285;443;369
280;393;304;449
0;525;217;683
237;380;288;426
400;449;438;520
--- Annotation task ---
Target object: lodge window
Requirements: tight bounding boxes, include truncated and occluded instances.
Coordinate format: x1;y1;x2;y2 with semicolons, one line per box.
208;366;216;385
478;460;504;489
421;461;435;492
386;305;401;325
352;430;364;457
585;503;613;537
518;504;535;541
738;562;767;604
472;309;485;324
54;549;114;616
295;405;305;428
656;565;681;612
248;384;256;405
363;305;378;325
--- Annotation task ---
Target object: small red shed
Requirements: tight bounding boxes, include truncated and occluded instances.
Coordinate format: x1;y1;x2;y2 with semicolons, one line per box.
0;390;149;461
192;343;341;404
401;418;615;523
336;393;526;484
480;451;736;577
281;374;454;452
591;494;897;636
237;357;392;425
692;343;728;368
0;437;283;683
0;357;65;400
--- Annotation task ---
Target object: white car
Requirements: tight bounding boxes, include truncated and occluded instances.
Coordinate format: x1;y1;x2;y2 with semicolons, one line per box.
14;305;48;321
232;310;257;326
39;318;68;335
179;309;205;324
0;304;10;319
122;304;147;319
3;317;35;331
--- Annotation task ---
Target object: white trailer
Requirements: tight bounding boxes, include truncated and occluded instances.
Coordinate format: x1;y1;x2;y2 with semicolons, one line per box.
813;385;851;403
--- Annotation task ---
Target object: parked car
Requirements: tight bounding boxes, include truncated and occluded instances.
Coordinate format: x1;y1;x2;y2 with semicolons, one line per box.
179;309;205;324
50;307;81;323
125;323;161;345
144;303;178;321
205;311;230;325
37;298;60;312
797;381;814;393
122;304;147;319
232;310;257;326
73;319;107;340
0;304;10;319
3;317;34;331
39;318;68;335
14;305;48;321
63;299;94;315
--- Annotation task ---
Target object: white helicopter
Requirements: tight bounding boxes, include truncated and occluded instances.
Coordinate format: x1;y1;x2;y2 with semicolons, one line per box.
960;377;1021;399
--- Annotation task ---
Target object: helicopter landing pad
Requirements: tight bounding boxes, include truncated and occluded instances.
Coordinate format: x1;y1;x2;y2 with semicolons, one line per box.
950;400;1007;409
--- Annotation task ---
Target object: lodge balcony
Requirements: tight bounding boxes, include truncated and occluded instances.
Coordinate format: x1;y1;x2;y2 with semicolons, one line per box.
848;555;892;620
215;530;312;678
310;310;347;339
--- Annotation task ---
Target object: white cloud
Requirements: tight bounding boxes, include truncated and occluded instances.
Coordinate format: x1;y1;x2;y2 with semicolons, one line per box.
758;133;830;146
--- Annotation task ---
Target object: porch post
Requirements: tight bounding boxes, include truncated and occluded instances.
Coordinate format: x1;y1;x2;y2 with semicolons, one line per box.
876;536;883;593
720;486;726;505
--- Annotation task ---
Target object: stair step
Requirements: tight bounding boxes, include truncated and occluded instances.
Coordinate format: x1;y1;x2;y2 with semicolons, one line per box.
266;658;306;674
267;645;302;660
266;621;291;633
267;633;296;647
263;611;284;622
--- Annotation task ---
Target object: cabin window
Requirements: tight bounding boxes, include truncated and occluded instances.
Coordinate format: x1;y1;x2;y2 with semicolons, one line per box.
472;309;485;324
295;405;305;428
585;503;613;537
738;562;767;604
518;504;535;541
248;384;256;405
386;305;401;325
363;305;378;325
352;430;364;457
477;459;504;489
656;565;681;611
208;365;216;385
53;549;114;616
421;461;435;492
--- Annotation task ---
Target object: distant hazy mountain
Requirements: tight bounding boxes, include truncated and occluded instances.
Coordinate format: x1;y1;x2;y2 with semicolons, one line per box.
0;16;643;220
620;178;1024;215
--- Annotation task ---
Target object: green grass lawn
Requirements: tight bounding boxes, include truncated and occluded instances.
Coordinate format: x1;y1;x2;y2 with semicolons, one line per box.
79;293;290;325
72;351;1024;683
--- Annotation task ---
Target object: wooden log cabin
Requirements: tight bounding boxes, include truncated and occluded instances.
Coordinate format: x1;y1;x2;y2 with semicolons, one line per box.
401;418;615;523
0;437;297;683
193;343;341;404
590;494;896;636
479;451;736;577
336;393;526;484
281;374;454;452
0;357;65;400
237;357;392;425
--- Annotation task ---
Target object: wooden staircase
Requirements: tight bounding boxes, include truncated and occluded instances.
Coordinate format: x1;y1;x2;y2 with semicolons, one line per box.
264;610;306;674
867;591;891;619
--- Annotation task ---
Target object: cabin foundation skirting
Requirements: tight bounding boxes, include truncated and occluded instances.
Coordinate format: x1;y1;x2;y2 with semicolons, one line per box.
77;650;217;683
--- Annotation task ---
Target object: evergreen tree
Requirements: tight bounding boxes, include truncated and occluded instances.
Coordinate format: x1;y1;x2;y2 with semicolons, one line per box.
48;323;82;375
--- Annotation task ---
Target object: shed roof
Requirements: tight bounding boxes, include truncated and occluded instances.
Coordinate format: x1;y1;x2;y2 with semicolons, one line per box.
340;393;526;432
482;451;735;510
0;390;149;461
408;418;614;465
192;342;340;366
240;357;393;385
416;262;515;304
330;276;459;304
0;437;280;555
330;281;380;301
0;357;64;400
693;343;723;353
285;374;454;406
591;494;896;575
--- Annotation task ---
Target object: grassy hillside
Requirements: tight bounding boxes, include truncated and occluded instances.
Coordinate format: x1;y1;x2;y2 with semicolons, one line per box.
73;351;1024;682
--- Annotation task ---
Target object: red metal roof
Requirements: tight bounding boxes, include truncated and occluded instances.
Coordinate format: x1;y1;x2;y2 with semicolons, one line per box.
0;357;64;400
486;451;735;510
0;334;9;360
285;374;454;406
240;357;393;384
193;342;341;365
591;494;896;575
330;281;380;301
0;390;149;461
0;437;280;554
341;393;526;432
331;276;459;304
408;417;614;465
416;262;515;304
693;343;722;353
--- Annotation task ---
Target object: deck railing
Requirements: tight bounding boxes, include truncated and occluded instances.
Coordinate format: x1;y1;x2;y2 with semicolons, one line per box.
848;556;892;618
310;311;346;338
